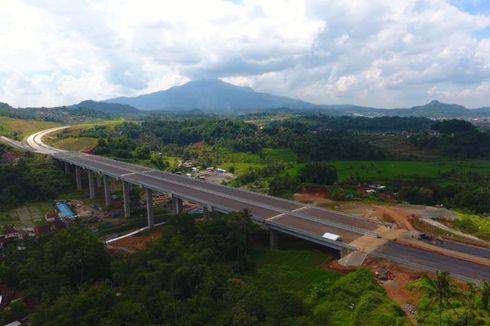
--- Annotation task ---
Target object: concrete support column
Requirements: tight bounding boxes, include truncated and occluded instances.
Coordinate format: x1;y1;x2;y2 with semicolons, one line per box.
146;188;154;228
269;230;278;249
96;174;102;189
64;162;70;174
88;170;96;200
122;181;131;218
172;196;183;215
203;205;212;220
110;179;115;193
103;175;111;208
75;166;82;191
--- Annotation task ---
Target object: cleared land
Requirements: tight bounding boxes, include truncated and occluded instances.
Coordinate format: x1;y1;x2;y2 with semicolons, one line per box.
50;136;98;151
0;201;53;227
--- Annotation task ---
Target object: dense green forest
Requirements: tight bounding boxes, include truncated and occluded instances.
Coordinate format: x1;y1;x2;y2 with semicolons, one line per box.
0;213;406;325
2;214;489;325
85;115;431;161
0;152;71;209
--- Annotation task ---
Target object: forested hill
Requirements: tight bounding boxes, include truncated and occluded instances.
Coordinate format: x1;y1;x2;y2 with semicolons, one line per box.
70;100;140;115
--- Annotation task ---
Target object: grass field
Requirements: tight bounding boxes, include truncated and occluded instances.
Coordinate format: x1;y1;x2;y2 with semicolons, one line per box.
70;119;125;130
217;147;298;163
44;119;125;151
50;137;98;151
452;211;490;241
251;249;339;295
368;135;442;159
0;117;61;140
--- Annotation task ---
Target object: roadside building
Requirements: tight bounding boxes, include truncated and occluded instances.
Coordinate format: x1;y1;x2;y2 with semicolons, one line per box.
45;211;58;223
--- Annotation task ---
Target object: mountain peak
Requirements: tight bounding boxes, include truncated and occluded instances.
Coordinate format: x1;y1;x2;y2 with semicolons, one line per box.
105;79;316;112
428;100;441;105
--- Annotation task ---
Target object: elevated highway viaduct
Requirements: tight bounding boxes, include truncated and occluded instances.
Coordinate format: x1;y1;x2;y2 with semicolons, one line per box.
23;128;490;282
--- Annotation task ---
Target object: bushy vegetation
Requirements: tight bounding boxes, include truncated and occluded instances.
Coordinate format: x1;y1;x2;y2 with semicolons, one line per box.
411;119;490;159
409;271;490;325
452;212;490;241
0;102;115;123
86;117;390;163
0;154;72;209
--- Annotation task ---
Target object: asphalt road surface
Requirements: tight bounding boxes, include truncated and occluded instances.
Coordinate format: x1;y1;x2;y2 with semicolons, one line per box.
421;239;490;260
375;242;490;281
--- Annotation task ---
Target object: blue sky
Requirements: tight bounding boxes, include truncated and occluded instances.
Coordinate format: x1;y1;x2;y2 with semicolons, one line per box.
0;0;490;108
451;0;490;14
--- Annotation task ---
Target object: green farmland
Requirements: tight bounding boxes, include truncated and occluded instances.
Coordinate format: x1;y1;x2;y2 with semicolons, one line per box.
328;160;490;181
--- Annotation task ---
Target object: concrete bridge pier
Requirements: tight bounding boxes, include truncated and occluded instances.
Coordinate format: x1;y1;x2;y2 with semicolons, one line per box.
122;181;131;217
269;230;278;249
172;196;183;215
203;205;213;220
96;174;102;189
103;175;111;208
64;162;70;174
75;166;82;191
146;188;154;228
87;170;96;200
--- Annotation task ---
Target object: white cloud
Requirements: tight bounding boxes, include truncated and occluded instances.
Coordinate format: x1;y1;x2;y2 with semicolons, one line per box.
0;0;489;107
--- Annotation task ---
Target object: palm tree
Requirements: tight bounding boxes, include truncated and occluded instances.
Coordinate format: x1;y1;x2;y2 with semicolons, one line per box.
412;271;458;326
482;281;490;311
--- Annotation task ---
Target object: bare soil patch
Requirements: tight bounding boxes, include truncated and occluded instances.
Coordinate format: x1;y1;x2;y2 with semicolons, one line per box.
109;230;161;252
293;187;334;205
364;257;424;304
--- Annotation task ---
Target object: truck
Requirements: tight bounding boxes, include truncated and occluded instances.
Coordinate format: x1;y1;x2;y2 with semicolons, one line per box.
322;232;342;242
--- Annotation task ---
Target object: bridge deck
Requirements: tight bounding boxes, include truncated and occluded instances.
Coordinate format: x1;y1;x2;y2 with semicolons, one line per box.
271;214;361;242
54;152;383;235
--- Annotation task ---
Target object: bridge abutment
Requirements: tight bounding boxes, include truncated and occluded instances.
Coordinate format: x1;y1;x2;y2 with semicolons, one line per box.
340;247;352;258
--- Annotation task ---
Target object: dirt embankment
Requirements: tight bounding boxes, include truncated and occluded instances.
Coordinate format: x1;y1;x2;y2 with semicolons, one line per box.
108;230;161;252
292;187;334;205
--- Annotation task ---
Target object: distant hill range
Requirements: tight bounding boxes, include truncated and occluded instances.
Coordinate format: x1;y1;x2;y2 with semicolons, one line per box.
70;100;140;115
101;79;490;117
319;100;490;118
2;79;490;118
